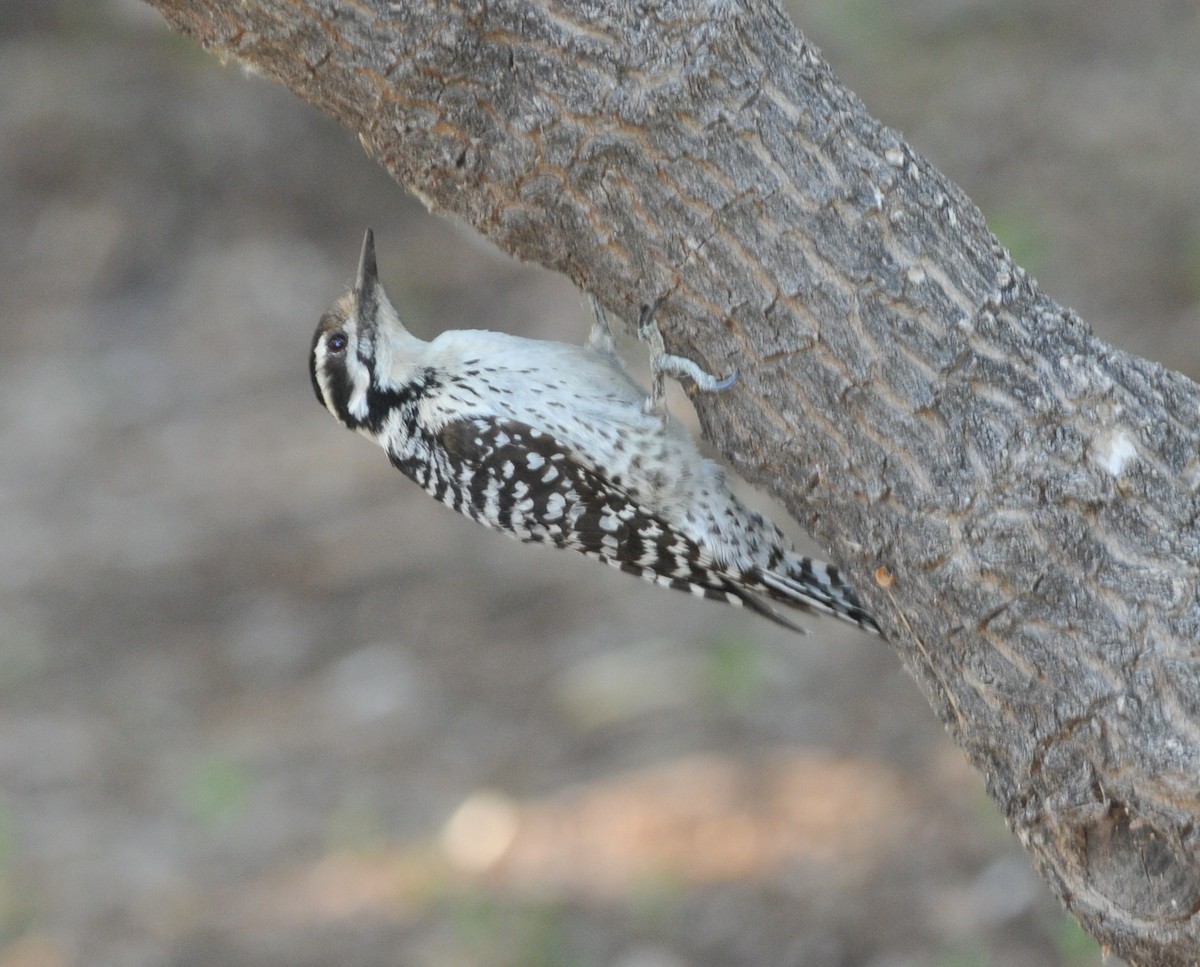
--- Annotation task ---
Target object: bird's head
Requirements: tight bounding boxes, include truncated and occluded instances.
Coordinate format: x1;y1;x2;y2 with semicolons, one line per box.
310;229;414;430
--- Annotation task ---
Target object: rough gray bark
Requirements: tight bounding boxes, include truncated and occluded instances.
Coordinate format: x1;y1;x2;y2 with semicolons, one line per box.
143;0;1200;962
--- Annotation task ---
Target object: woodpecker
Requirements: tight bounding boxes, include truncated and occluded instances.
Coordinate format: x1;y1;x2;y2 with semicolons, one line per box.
309;230;879;635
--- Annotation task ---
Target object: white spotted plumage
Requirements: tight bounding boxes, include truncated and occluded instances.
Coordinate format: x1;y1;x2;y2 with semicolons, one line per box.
309;230;879;635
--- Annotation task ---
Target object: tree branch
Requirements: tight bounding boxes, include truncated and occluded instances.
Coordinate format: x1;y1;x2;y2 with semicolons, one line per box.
143;0;1200;961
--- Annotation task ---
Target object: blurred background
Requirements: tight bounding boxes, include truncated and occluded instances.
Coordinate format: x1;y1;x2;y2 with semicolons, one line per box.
2;0;1198;964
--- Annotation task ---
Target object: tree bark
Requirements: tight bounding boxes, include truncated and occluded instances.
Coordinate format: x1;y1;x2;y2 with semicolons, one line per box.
143;0;1200;962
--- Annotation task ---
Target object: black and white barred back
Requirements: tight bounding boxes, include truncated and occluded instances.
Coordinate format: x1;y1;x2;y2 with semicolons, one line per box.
309;230;879;635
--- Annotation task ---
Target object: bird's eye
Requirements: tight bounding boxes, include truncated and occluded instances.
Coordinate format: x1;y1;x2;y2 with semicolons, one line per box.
327;331;348;353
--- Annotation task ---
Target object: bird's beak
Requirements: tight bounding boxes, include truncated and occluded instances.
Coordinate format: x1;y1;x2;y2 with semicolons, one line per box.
354;228;379;322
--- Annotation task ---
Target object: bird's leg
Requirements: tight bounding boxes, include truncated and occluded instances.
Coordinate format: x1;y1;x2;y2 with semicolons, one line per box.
637;295;737;415
585;295;620;359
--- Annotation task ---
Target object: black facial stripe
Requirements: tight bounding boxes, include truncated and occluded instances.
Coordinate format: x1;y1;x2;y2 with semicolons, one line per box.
320;353;358;426
309;327;326;407
365;368;440;434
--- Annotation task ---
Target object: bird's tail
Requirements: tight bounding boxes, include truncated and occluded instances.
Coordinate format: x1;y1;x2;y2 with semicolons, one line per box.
749;553;881;635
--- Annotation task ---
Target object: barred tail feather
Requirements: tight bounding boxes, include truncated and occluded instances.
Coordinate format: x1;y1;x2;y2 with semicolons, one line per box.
754;554;881;635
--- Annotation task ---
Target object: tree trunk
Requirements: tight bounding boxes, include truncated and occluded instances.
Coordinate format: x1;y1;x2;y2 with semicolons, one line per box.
142;0;1200;962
